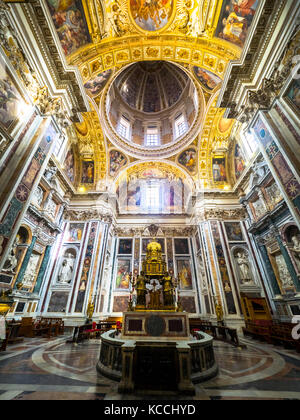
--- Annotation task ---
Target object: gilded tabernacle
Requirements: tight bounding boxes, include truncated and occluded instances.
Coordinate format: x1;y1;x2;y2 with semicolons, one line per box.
128;240;179;311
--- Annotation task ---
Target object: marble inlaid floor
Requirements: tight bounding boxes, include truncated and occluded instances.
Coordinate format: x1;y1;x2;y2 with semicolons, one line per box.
0;335;299;400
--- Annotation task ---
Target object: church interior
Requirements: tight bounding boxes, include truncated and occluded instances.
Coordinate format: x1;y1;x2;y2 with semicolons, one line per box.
0;0;300;401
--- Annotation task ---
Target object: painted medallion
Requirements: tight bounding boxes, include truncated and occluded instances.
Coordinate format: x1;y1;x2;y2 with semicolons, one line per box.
129;0;174;32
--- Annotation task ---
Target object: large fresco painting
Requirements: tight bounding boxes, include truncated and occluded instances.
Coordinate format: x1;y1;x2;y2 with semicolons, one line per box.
84;70;112;98
178;148;197;175
46;0;91;56
109;150;127;177
193;67;221;91
0;55;24;132
216;0;259;48
130;0;174;31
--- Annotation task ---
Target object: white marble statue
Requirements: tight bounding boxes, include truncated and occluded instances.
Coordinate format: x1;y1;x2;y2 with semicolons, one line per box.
292;235;300;253
57;255;75;284
45;199;57;219
235;251;253;284
252;198;267;219
266;183;282;206
23;254;40;287
33;186;44;207
44;166;57;182
2;245;18;273
275;254;294;289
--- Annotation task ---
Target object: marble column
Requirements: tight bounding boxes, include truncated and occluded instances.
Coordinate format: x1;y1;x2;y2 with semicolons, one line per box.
33;239;54;294
257;239;281;296
14;235;38;288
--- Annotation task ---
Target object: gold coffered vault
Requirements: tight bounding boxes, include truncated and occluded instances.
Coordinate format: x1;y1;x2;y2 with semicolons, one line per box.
0;0;300;400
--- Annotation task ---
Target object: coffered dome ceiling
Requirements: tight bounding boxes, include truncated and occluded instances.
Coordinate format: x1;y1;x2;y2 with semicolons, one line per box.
115;61;188;114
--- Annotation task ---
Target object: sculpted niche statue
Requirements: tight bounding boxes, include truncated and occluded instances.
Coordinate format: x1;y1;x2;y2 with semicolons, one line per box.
2;243;18;274
57;255;75;284
235;251;253;284
276;254;294;288
33;186;44;207
44;166;57;182
23;254;40;287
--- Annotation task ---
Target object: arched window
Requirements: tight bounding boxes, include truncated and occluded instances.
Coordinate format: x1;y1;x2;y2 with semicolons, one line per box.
145;126;160;146
175;113;187;139
118;115;131;140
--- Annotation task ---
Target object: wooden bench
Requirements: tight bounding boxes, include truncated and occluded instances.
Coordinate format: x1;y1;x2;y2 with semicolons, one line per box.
19;317;65;339
243;320;300;352
39;318;65;338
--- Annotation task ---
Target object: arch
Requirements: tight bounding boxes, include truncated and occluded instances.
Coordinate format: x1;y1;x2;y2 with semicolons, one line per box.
281;223;300;244
18;224;32;245
112;159;196;191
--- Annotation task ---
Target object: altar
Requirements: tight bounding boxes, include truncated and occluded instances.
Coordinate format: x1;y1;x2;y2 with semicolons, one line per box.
97;240;218;394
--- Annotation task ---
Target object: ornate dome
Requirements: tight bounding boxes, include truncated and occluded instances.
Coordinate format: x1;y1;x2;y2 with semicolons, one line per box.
115;61;189;114
104;61;202;159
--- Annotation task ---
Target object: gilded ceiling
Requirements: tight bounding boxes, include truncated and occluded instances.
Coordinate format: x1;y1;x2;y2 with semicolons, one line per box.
41;0;260;192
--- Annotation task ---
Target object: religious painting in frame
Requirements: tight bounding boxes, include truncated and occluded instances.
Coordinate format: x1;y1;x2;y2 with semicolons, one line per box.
118;238;133;255
45;0;91;56
224;222;244;242
142;238;165;254
0;53;25;133
285;78;300;116
215;0;260;48
129;0;174;32
115;258;131;290
176;258;193;290
81;160;94;184
66;223;84;242
212;157;227;183
174;238;189;255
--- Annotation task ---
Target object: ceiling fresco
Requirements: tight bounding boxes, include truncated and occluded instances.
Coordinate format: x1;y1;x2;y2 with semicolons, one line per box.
40;0;261;193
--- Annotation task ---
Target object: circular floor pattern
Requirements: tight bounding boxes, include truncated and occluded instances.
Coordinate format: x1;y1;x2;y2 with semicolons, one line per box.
31;338;289;391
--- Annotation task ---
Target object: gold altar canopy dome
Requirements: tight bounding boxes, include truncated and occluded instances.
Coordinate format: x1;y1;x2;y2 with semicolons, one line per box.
147;241;162;253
